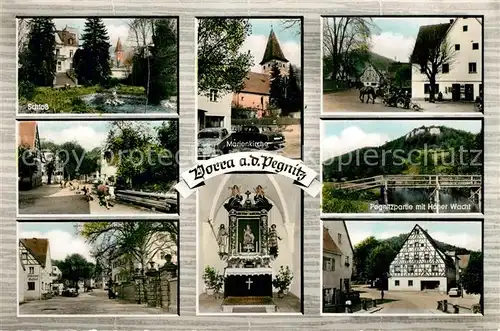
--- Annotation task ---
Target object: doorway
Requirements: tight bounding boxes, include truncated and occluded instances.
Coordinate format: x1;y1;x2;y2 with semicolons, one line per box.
421;280;440;291
464;84;474;101
452;84;461;101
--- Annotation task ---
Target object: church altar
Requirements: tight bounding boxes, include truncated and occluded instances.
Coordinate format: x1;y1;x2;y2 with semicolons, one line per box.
224;268;273;298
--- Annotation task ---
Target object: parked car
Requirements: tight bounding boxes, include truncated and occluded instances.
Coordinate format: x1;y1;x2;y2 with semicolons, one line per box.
230;125;285;150
62;287;79;297
448;287;461;297
197;127;232;159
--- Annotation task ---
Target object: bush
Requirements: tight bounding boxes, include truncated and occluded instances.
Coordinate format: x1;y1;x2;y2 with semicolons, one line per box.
19;81;36;99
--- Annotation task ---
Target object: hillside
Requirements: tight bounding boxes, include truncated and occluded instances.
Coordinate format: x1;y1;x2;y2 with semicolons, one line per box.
323;125;483;182
378;232;474;255
368;51;396;71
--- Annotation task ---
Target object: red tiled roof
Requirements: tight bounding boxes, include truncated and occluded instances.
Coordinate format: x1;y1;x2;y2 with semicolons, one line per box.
323;227;342;255
18;121;37;149
238;72;270;95
20;238;49;267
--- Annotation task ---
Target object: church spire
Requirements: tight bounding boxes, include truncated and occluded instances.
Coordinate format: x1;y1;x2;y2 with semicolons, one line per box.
115;37;123;53
259;29;289;65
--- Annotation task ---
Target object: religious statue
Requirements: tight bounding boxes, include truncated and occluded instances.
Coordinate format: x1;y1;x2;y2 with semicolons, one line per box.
254;185;269;206
243;224;255;251
216;224;229;254
268;224;282;258
227;185;243;207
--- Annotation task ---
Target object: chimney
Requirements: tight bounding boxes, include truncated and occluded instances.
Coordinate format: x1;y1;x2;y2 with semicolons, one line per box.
450;19;454;24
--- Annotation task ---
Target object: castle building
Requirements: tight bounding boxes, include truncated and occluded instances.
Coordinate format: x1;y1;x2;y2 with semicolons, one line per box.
54;26;79;73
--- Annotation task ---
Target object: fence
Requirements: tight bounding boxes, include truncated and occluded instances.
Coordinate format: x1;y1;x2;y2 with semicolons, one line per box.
116;264;178;313
114;189;178;213
437;300;479;314
323;297;377;314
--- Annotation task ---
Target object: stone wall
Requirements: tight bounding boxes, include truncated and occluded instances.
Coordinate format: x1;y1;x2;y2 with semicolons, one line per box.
116;264;177;313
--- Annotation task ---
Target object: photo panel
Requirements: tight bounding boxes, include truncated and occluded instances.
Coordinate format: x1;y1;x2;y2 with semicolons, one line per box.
196;17;303;160
17;119;179;216
17;220;179;316
321;220;483;315
197;174;303;314
17;17;179;115
321;119;483;214
322;16;484;113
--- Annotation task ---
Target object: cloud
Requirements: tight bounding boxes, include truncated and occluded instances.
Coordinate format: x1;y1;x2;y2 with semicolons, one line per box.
41;125;107;151
240;34;301;72
322;126;390;160
370;32;416;62
20;230;94;262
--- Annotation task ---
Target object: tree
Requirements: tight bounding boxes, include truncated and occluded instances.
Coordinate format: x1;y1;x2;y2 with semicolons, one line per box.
461;251;483;311
197;18;254;96
54;254;95;289
279;19;301;36
19;18;56;87
410;24;456;102
366;243;397;283
283;65;302;115
76;18;111;85
323;17;373;87
79;221;178;301
269;63;284;109
79;147;101;179
57;141;85;180
353;236;380;281
148;19;178;104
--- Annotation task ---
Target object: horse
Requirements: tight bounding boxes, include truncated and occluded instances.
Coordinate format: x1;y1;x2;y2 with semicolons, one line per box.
359;86;377;104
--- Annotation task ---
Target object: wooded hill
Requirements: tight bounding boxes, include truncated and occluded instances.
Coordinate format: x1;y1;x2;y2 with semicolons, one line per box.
323;125;483;182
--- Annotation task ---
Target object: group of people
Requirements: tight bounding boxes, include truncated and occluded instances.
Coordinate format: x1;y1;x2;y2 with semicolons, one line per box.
60;179;115;209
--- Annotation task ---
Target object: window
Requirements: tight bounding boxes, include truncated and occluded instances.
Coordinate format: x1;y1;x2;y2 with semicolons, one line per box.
395;280;400;286
404;254;409;261
455;44;461;51
431;264;438;272
424;253;430;260
442;63;450;74
22;252;27;260
472;43;479;50
29;267;34;274
345;256;350;266
56;49;60;57
414;242;419;247
209;89;218;102
414;253;419;260
338;233;342;244
241;96;244;101
463;25;468;32
27;282;35;291
424;84;439;94
469;62;477;73
323;257;335;271
421;243;424;247
69;38;73;45
408;280;413;286
407;265;414;273
70;50;74;58
394;266;401;273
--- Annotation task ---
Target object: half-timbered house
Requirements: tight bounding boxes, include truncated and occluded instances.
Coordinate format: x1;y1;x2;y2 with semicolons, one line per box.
388;224;456;292
19;238;53;301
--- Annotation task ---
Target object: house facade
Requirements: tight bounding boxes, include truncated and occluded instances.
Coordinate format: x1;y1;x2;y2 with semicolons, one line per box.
388;224;457;292
360;63;384;88
18;121;43;190
198;90;233;132
232;72;270;116
55;26;79;73
411;17;483;101
19;238;53;301
322;221;354;306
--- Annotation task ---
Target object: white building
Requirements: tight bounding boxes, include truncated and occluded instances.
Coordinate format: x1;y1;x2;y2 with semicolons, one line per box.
111;232;177;284
388;224;457;292
197;91;232;132
19;238;53;301
360;63;384;88
55;26;79;73
322;221;354;305
411;17;483;101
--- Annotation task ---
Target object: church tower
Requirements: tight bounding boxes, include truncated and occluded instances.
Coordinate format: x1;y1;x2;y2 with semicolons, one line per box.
260;28;289;76
114;38;124;67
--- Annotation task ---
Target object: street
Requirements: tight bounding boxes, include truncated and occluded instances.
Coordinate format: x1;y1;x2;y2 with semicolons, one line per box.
19;289;166;315
354;285;479;314
323;89;478;113
18;184;161;215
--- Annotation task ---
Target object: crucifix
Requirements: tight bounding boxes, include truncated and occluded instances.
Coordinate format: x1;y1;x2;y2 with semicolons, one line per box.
246;277;253;290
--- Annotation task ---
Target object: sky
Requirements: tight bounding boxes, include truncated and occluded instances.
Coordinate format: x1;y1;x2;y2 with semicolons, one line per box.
19;222;94;262
369;17;455;62
240;18;302;72
322;120;482;160
329;221;482;252
52;18;134;50
33;121;165;151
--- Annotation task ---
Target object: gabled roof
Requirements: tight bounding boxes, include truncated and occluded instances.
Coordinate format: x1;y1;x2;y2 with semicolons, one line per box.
18;121;38;149
20;238;49;267
260;29;288;65
323;227;342;255
411;22;451;61
238;72;271;95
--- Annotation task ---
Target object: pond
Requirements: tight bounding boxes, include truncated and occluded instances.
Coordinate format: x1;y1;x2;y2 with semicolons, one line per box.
80;93;177;113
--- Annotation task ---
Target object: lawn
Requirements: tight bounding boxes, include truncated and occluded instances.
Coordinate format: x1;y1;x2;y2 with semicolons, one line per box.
19;84;146;113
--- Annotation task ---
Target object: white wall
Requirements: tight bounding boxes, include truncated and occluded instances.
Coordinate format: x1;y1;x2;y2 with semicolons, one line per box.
55;45;78;73
361;64;380;87
198;174;301;298
389;276;447;292
412;18;482;100
197;93;232;130
323;221;353;284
